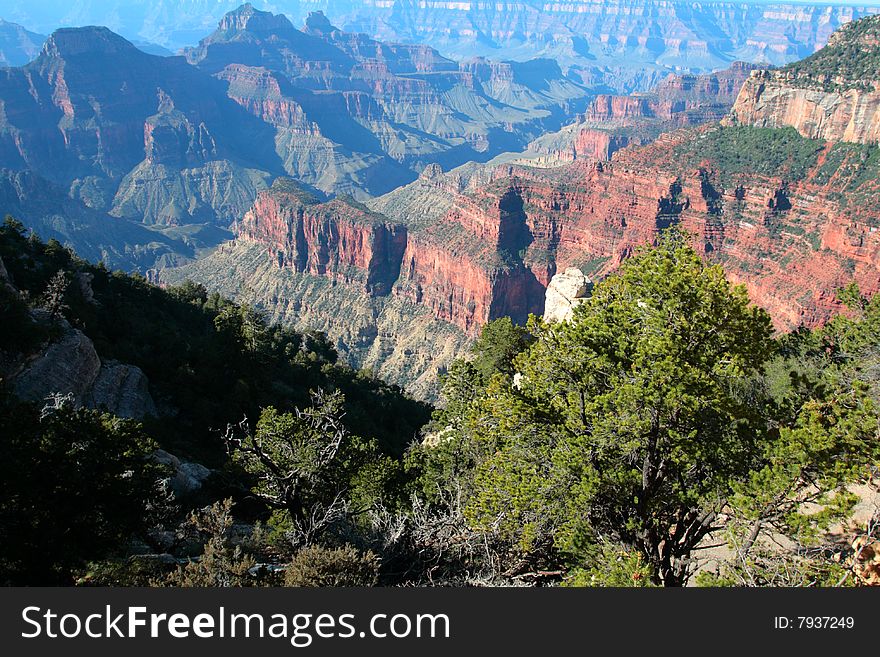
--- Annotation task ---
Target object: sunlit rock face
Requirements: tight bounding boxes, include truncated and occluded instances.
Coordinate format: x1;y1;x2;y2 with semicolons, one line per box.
544;268;592;324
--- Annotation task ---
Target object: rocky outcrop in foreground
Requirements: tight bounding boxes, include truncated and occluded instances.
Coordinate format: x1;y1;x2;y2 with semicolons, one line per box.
11;321;157;419
153;450;212;498
544;269;593;323
4;266;157;418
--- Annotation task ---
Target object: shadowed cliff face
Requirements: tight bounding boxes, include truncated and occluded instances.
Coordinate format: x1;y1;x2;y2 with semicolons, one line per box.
373;14;880;336
234;178;546;334
228;101;880;338
0;24;283;234
237;182;407;296
375;127;880;335
162;16;880;400
11;7;880;401
172;105;880;402
0;26;282;179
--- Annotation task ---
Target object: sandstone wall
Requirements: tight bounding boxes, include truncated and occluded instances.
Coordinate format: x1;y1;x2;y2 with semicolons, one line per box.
730;71;880;144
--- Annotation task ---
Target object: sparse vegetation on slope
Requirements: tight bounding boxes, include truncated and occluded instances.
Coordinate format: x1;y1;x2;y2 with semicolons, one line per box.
783;15;880;92
671;126;823;182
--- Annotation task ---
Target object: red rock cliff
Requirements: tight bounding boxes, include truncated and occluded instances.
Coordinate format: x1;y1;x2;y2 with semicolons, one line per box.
392;186;546;332
238;115;880;337
238;182;406;295
480;131;880;330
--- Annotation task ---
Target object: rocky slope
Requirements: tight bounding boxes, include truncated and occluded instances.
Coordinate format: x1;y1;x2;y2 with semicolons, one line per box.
0;25;278;212
0;168;222;273
183;5;592;199
229;172;565;335
169;172;546;397
0;266;157;419
385;125;880;334
11;323;158;419
168;122;880;399
172;126;880;400
523;62;761;165
0;21;279;271
163;238;471;401
729;16;880;145
315;1;876;80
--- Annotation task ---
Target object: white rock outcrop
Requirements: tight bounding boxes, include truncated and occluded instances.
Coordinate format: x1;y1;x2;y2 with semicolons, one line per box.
88;360;158;419
543;267;593;323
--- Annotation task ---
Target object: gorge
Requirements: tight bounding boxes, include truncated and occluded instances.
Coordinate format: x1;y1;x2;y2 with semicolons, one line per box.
4;5;880;400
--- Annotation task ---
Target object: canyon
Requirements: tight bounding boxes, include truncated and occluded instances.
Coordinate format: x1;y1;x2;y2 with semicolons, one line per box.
520;61;761;164
729;16;880;145
0;4;600;272
167;16;880;399
5;6;880;400
6;1;880;91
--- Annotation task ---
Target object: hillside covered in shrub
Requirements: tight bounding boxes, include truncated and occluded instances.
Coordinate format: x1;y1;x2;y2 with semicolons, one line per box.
1;221;878;587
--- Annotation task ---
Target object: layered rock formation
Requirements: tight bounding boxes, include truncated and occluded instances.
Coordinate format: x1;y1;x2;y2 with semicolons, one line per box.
0;25;277;212
183;6;592;200
170;120;880;399
730;71;880;144
0;5;596;273
168;174;548;396
0;20;281;271
163;17;880;400
389;111;880;334
163;239;471;400
237;180;407;295
314;0;874;77
9;2;879;91
525;62;761;165
729;16;880;144
9;9;874;400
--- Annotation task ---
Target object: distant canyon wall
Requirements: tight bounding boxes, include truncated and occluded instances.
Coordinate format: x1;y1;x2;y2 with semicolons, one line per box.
6;2;880;80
